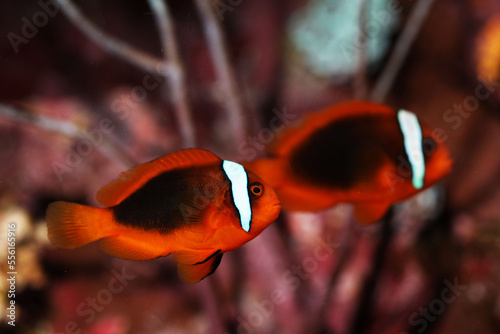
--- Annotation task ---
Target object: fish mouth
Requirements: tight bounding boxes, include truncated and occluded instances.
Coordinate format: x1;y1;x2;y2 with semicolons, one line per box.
272;203;282;217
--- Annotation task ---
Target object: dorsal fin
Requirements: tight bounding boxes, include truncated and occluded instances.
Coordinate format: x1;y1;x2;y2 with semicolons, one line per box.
269;101;395;157
96;149;221;207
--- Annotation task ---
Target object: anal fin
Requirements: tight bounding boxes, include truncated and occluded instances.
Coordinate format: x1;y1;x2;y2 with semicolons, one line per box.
173;249;220;265
177;251;223;284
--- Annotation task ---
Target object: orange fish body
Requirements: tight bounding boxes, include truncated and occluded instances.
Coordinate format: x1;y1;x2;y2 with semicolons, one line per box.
47;149;281;283
244;101;452;224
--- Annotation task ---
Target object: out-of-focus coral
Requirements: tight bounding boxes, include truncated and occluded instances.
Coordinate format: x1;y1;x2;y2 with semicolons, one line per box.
476;14;500;83
288;0;399;79
0;199;47;325
2;0;500;333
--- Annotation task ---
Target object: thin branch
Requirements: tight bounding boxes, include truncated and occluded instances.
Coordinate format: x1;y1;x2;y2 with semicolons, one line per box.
0;103;80;137
314;217;355;333
354;0;370;100
347;209;395;334
55;0;166;73
56;0;197;147
196;279;228;334
194;0;248;146
147;0;196;147
0;104;137;168
370;0;437;102
403;208;457;334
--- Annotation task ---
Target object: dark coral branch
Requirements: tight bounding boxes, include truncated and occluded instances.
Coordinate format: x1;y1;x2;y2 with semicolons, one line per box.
371;0;437;102
56;0;165;73
354;0;370;100
147;0;197;147
0;103;137;167
194;0;249;147
347;209;394;334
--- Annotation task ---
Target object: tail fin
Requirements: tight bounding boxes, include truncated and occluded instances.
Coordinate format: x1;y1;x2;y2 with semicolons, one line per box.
46;201;113;249
243;158;287;189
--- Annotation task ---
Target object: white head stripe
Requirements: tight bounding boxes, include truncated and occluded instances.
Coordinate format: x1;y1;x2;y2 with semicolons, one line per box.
398;110;425;189
222;160;252;232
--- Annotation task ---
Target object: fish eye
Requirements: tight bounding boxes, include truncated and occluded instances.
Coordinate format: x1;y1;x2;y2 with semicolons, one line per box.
250;182;264;197
422;137;437;155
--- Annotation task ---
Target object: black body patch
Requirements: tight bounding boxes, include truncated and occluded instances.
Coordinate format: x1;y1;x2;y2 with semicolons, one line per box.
112;166;227;234
289;114;411;189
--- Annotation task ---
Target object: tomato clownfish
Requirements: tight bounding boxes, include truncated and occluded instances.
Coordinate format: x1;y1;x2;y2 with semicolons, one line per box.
243;101;452;224
46;149;281;283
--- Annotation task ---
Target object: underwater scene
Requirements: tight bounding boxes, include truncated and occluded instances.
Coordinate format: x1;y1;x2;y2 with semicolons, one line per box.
1;0;500;333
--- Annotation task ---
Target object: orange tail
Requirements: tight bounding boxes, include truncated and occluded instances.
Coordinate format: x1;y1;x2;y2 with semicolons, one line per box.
46;201;114;249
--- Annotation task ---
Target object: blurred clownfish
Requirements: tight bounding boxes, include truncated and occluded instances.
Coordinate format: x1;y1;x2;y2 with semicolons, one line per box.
46;149;281;283
244;101;452;224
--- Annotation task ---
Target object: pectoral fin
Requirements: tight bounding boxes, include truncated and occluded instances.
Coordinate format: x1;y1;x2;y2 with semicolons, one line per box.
175;250;223;283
